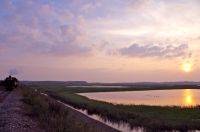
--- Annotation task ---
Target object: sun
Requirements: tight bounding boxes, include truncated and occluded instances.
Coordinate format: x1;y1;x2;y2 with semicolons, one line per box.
183;66;191;72
181;61;193;73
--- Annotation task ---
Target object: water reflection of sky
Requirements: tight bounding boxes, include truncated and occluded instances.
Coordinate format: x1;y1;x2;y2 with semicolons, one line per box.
78;89;200;107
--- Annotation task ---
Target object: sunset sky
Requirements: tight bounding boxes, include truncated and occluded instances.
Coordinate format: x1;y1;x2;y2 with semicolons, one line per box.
0;0;200;82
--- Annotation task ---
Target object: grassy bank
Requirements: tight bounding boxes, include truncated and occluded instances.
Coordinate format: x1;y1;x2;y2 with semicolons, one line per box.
29;84;200;131
18;84;95;132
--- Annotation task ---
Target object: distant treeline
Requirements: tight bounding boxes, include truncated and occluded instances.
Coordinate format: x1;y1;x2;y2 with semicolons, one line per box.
114;81;200;86
91;82;200;86
20;81;200;86
21;81;88;85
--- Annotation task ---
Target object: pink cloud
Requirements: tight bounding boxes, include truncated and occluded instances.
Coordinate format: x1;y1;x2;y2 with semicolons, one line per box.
79;3;95;12
128;0;151;12
3;14;21;24
118;43;189;59
59;9;74;18
40;4;52;15
60;24;84;38
77;15;86;24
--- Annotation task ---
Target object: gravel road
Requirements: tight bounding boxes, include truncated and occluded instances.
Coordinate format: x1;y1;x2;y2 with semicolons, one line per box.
0;89;120;132
0;90;44;132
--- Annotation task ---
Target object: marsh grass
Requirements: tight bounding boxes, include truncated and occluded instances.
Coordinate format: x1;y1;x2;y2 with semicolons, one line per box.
28;84;200;131
49;92;200;131
27;85;200;131
18;84;95;132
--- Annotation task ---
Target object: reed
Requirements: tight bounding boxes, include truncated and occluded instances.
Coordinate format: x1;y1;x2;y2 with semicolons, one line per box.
48;92;200;131
18;84;95;132
28;84;200;131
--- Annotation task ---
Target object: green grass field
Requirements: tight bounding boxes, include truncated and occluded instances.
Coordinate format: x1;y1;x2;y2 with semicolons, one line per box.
28;84;200;131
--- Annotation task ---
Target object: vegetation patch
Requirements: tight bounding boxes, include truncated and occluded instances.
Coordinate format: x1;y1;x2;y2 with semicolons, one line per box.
18;84;95;132
0;81;4;90
29;84;200;131
0;86;4;91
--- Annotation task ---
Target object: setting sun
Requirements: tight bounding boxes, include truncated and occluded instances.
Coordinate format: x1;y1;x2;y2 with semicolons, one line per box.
183;67;191;72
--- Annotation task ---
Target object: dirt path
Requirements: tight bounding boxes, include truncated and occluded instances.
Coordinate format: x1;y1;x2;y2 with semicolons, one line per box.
0;90;44;132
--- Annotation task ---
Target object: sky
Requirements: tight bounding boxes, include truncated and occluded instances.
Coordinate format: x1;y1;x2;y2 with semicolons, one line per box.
0;0;200;82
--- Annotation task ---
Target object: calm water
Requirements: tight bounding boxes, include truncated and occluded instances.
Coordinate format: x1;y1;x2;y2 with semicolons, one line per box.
66;86;128;88
40;90;200;132
78;89;200;106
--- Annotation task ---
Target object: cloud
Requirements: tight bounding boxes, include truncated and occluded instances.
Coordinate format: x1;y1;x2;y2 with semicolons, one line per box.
95;2;102;7
118;43;188;59
49;41;91;56
71;0;85;6
59;9;74;18
79;2;101;12
8;68;21;75
60;24;85;41
188;53;192;58
77;15;86;25
0;1;92;57
128;0;151;12
79;3;95;12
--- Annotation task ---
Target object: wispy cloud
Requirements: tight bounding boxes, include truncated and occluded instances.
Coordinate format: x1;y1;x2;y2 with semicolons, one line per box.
118;44;188;59
128;0;151;12
79;2;102;12
79;3;95;12
59;9;74;18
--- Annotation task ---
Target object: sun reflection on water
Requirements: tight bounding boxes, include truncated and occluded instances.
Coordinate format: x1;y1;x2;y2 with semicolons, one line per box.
184;89;195;106
187;96;191;103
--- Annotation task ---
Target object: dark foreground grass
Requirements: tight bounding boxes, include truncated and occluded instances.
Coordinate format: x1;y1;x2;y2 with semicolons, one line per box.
0;81;4;90
0;86;4;90
18;84;95;132
29;84;200;131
